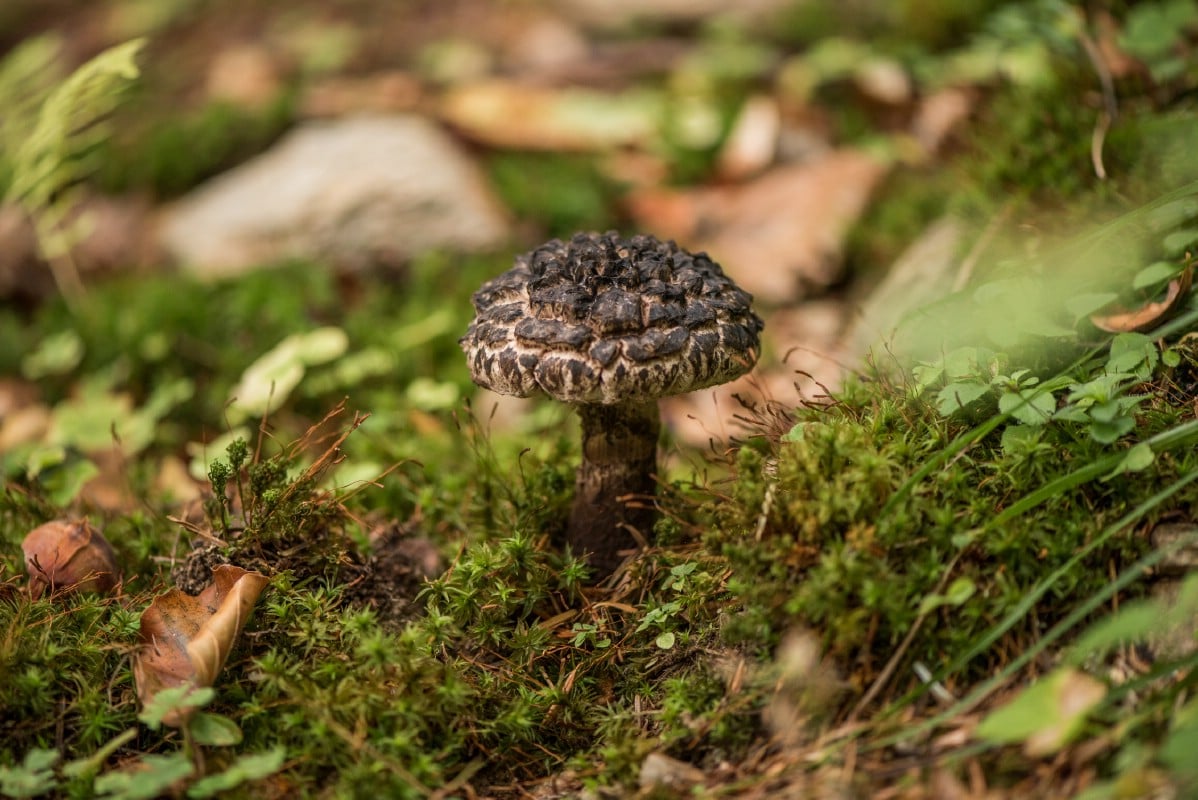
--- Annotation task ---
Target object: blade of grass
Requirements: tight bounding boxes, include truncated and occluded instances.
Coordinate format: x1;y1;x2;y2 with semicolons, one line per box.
871;467;1198;749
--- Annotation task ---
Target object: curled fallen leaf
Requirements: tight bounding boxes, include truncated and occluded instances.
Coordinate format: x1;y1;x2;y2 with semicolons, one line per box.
1091;266;1193;333
133;565;269;727
22;519;120;599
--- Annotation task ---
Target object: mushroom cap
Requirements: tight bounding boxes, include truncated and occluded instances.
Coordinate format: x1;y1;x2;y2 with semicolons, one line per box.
460;231;764;405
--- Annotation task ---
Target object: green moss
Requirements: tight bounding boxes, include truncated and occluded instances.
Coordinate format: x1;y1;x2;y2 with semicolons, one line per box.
92;91;296;197
487;152;620;239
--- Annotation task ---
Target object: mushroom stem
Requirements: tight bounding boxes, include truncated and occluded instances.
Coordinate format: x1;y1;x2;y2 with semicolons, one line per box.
568;401;660;576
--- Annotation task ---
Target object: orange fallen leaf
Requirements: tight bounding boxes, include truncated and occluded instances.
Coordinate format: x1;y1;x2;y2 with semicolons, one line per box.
1091;266;1193;333
133;565;269;726
22;519;120;599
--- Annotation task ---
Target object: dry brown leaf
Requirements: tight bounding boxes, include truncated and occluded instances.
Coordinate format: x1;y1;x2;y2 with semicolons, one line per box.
628;150;889;303
1090;266;1193;333
440;79;658;151
134;564;270;726
22;519;120;599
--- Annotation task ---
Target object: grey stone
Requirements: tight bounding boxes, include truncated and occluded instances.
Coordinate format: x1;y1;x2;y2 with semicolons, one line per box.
160;115;508;277
845;215;964;362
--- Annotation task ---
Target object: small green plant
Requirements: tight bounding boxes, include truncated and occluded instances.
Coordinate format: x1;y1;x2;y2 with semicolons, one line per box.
3;37;144;305
1119;0;1198;84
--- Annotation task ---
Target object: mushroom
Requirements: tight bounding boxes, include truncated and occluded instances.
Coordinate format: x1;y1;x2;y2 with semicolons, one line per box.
460;231;763;575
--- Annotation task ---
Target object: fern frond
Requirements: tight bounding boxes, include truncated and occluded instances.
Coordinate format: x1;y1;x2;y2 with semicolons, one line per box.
4;37;145;308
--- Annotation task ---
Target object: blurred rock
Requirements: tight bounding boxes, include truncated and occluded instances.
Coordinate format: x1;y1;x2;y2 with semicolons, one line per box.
629;149;889;303
845;216;963;362
160;115;509;277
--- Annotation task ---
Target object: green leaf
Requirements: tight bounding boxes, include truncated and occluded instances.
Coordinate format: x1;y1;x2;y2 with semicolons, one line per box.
1164;348;1182;368
1000;424;1041;454
911;362;943;394
1121;1;1198;61
942;347;993;380
1133;261;1182;290
1088;399;1124;423
998;389;1056;425
186;748;286;799
1067;599;1163;664
21;329;83;379
94;753;193;800
1163;229;1198;257
655;631;676;650
227;327;348;421
0;747;60;798
975;667;1106;755
187;712;243;747
139;685;214;730
780;423;806;443
405;377;461;411
936;381;989;415
917;577;977;615
1107;332;1157;378
1103;442;1155;480
1160;695;1198;781
1088;416;1136;444
25;449;100;507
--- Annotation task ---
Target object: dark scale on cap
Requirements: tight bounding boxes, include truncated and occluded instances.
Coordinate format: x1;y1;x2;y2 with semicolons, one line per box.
460;231;764;405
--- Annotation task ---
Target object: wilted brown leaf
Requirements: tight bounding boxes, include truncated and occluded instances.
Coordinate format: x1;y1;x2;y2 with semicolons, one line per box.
22;519;120;599
134;565;269;726
1090;266;1193;333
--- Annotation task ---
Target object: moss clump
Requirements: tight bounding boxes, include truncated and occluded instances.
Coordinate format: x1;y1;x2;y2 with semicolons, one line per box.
708;376;1189;683
93;92;296;197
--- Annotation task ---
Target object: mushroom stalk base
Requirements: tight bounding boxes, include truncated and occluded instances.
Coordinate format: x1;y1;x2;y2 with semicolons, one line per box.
568;402;660;576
